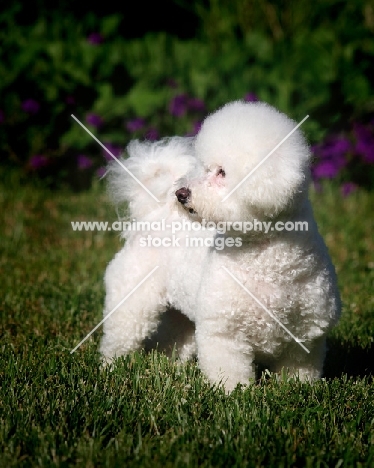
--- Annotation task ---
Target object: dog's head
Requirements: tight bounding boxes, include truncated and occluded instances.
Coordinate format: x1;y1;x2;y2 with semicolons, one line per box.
176;101;311;223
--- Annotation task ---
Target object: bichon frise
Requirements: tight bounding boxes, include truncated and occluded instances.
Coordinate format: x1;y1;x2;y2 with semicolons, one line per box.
100;100;341;393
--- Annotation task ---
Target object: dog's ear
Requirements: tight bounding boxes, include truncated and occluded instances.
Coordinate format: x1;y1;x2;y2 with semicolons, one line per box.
195;101;311;217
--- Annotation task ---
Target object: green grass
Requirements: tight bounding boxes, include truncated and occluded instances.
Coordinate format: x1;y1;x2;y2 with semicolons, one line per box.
1;169;373;467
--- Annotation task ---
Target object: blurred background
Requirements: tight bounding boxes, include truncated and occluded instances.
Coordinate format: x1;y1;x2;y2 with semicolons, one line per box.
1;0;373;192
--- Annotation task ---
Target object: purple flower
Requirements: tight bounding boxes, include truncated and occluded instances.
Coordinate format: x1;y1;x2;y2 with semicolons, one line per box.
29;155;48;169
87;33;103;45
341;182;357;197
244;92;259;102
77;155;93;170
126;118;145;133
96;167;106;178
354;123;374;163
22;99;40;114
193;121;202;134
169;94;188;117
86;113;103;128
146;127;159;141
312;135;349;181
188;98;205;112
312;160;341;180
103;142;122;161
0;109;4;123
316;136;351;160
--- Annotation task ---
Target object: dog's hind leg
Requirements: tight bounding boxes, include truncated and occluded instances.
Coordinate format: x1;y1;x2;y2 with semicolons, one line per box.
99;246;166;363
272;336;327;381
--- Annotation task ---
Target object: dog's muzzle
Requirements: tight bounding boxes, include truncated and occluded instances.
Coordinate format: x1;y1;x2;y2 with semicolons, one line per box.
175;187;191;205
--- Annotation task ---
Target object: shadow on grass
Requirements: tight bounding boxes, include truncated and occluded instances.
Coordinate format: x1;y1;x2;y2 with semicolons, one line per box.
144;309;374;380
323;338;374;379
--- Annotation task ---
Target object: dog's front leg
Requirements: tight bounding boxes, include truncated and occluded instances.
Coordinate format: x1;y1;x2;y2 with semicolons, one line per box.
196;327;255;393
99;246;166;363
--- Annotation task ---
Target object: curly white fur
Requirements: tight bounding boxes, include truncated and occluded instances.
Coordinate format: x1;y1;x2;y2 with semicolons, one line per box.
100;101;341;393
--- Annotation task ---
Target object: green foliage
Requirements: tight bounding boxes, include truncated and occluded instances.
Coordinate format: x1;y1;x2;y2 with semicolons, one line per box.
1;1;374;188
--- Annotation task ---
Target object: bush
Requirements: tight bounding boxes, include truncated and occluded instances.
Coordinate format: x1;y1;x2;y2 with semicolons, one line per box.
1;1;373;190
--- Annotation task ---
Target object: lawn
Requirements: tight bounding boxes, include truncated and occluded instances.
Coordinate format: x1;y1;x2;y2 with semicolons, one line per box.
1;168;373;467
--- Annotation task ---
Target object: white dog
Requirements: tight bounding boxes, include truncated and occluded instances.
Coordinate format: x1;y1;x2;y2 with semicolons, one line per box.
100;101;341;393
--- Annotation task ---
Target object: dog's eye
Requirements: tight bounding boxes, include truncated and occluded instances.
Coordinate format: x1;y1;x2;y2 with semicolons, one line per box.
217;168;225;177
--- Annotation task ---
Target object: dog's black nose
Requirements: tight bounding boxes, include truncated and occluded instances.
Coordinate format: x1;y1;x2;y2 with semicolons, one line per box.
175;187;191;204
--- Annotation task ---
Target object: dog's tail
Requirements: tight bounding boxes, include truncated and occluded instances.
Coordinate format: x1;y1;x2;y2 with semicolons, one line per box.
106;136;196;220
